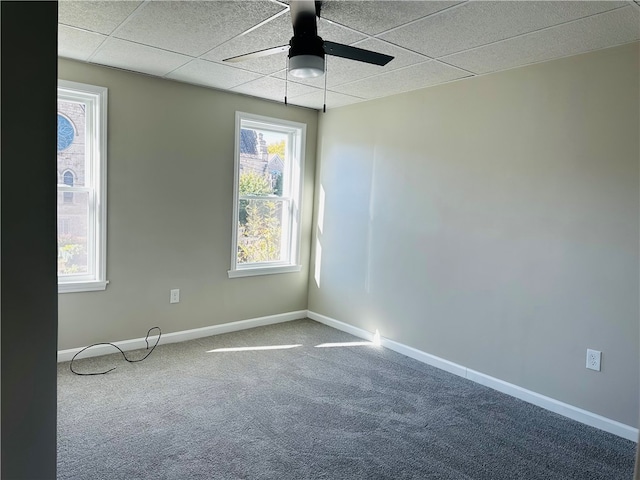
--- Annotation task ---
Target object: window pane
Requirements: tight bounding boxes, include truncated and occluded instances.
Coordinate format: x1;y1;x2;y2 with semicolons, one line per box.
57;191;90;276
57;99;86;187
237;198;287;264
239;127;286;197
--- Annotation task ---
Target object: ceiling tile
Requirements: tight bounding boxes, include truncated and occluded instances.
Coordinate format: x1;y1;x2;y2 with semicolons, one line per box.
58;1;142;35
328;38;428;86
166;60;262;90
317;17;367;45
333;60;470;98
231;76;319;103
320;0;462;35
91;38;191;77
288;89;365;110
59;25;106;62
273;39;428;87
113;1;286;57
442;6;640;74
214;51;290;76
379;1;628;58
203;13;292;74
269;72;325;91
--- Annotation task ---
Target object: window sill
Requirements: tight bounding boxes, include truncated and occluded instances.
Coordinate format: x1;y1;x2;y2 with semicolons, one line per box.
58;280;109;294
228;265;301;278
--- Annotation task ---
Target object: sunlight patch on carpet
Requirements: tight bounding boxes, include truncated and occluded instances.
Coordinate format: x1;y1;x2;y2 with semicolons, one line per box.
207;344;302;353
315;341;376;348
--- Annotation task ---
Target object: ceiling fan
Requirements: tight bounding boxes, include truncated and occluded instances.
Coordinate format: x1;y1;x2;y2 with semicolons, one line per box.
223;0;394;79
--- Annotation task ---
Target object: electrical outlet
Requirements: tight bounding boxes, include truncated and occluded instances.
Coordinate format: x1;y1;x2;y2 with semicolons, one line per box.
170;289;180;304
586;349;601;371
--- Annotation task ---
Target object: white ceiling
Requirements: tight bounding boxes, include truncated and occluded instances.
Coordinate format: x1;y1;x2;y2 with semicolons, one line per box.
59;0;640;110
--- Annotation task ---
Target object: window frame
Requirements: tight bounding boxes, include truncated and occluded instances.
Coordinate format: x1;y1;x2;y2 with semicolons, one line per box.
57;80;108;293
228;112;306;278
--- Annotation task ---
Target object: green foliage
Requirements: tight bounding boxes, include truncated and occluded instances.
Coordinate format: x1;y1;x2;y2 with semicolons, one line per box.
237;170;281;264
237;200;281;264
267;140;285;158
57;234;86;274
239;170;274;225
239;170;273;196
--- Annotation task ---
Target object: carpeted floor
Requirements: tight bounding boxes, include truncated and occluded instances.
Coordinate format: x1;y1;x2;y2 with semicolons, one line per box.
57;319;636;479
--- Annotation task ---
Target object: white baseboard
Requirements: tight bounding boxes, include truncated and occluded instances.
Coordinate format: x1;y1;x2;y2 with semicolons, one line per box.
57;310;307;363
307;310;639;442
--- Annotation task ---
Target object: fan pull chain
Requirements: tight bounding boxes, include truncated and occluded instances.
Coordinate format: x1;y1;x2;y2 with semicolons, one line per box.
323;56;328;113
284;56;289;106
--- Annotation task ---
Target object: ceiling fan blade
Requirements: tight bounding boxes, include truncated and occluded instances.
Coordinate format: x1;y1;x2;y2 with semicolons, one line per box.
223;45;289;63
323;41;394;67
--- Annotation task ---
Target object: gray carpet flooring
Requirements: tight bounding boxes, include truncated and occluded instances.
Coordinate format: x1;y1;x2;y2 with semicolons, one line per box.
57;319;636;479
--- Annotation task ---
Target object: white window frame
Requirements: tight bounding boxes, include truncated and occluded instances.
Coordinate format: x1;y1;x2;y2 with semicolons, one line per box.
57;80;108;293
229;112;305;278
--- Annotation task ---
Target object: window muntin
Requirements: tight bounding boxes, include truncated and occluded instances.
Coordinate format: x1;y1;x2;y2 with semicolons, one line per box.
229;112;305;277
57;80;108;293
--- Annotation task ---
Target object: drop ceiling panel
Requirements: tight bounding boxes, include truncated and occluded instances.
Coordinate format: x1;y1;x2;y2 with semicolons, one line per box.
328;38;429;86
320;0;462;35
58;0;142;35
269;72;325;93
59;26;106;62
92;38;191;77
379;1;628;58
317;17;368;45
334;60;470;99
231;76;319;103
218;51;291;77
113;1;286;57
166;60;263;90
443;6;640;74
202;14;291;75
288;89;365;110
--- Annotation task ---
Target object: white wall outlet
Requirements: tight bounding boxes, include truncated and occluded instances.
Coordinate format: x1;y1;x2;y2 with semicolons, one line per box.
170;289;180;304
586;349;601;371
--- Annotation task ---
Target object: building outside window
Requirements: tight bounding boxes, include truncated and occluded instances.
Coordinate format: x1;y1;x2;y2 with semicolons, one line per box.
229;112;306;278
57;80;108;293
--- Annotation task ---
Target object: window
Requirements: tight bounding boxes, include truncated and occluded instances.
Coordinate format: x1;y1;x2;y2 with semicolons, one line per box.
57;80;108;293
229;112;306;278
62;170;74;203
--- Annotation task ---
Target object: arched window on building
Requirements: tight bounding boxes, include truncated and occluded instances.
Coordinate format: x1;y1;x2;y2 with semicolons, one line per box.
63;170;74;203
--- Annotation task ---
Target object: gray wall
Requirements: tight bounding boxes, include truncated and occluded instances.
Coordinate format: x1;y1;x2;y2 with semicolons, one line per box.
58;59;318;350
309;43;639;427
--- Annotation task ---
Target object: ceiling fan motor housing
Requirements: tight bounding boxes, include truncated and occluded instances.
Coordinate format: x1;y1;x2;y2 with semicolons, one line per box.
288;35;325;78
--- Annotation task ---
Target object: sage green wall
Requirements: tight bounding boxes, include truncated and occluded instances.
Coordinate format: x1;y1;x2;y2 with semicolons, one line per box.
309;43;640;427
58;58;317;350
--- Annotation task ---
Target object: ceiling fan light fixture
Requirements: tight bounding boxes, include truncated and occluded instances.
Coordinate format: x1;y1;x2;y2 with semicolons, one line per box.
289;55;324;78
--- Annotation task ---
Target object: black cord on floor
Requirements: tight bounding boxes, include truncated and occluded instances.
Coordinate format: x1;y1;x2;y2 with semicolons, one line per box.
70;327;162;376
